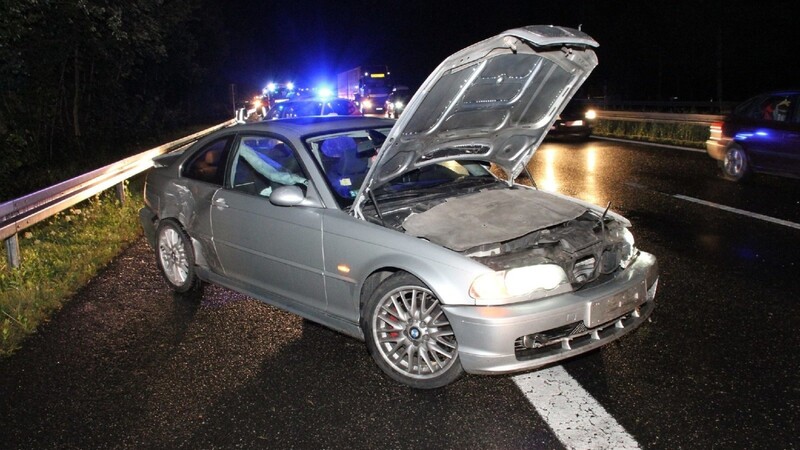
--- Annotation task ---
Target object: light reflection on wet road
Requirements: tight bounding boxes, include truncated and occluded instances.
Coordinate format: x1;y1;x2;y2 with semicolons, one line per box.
1;138;798;449
530;138;800;449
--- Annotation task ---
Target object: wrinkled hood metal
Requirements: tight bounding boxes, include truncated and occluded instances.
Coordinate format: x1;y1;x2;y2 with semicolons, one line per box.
354;25;598;214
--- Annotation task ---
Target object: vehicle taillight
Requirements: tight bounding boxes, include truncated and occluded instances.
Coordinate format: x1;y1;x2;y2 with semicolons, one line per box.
709;121;723;140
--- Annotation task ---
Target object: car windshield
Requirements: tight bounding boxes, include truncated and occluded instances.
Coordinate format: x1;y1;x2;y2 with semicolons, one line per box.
305;127;392;208
270;99;359;119
374;160;496;199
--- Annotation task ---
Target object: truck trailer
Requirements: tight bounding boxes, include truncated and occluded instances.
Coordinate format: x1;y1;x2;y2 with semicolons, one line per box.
337;65;392;115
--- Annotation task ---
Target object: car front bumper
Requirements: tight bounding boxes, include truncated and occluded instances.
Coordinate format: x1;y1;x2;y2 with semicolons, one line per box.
443;251;658;375
547;124;592;139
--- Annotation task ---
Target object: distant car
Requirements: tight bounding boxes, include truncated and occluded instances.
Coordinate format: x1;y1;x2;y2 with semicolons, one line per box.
266;98;361;120
706;90;800;181
547;101;597;140
384;86;411;118
140;26;658;389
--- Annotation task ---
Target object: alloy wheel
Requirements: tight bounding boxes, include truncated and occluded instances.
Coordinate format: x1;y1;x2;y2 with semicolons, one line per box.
370;285;458;379
158;227;189;286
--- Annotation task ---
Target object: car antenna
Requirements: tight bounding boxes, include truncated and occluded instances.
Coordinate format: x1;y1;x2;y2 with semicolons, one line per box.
368;188;386;227
599;201;611;235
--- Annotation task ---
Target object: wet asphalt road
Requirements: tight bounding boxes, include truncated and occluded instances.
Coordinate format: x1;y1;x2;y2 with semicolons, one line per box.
1;138;798;449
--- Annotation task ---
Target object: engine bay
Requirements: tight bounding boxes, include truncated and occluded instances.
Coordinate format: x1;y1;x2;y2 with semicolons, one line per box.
364;186;632;288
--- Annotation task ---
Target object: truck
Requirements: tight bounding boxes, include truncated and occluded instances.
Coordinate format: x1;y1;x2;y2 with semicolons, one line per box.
337;65;392;115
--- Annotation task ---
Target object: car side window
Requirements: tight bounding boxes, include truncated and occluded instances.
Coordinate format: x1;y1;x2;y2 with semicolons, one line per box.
183;137;232;185
757;95;791;122
230;136;308;197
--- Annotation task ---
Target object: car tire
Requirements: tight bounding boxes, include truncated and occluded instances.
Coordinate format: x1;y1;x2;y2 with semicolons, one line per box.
721;145;750;182
361;272;464;389
155;219;202;293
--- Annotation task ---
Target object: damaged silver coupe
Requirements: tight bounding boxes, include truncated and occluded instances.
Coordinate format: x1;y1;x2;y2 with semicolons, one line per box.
140;25;659;388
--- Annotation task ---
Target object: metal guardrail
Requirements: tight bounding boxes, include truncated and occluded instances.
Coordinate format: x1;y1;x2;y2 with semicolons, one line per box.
1;119;236;268
1;110;719;268
595;110;724;126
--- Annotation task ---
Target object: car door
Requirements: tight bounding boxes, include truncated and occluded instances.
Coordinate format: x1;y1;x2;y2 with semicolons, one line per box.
209;134;327;314
736;93;797;172
774;94;800;175
178;135;234;273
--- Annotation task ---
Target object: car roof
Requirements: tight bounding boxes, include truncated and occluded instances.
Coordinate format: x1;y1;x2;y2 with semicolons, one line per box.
278;97;355;104
232;115;395;137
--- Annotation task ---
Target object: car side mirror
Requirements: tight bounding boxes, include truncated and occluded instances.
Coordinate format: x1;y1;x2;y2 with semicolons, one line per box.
269;185;320;208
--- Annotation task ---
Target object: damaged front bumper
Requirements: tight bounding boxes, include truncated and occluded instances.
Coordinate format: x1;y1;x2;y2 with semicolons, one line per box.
444;251;658;375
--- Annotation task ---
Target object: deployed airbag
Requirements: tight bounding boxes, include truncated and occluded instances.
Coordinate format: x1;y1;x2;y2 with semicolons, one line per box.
402;188;586;251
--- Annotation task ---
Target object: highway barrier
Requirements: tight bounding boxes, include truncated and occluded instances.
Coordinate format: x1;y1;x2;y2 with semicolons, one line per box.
1;120;236;268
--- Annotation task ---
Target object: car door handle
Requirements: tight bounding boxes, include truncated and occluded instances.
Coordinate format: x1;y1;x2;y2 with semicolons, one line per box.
213;198;228;208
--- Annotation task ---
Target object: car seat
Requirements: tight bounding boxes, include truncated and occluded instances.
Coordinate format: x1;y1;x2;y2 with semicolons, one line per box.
320;136;369;197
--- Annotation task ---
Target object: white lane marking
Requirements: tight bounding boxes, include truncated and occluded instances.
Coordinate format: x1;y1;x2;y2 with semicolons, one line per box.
594;136;706;153
673;194;800;230
514;366;640;450
626;182;800;231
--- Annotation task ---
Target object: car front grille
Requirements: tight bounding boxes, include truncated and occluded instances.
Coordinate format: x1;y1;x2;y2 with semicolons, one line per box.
513;300;654;361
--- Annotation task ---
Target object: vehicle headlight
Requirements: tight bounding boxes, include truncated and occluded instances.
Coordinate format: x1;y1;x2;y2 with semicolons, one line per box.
394;101;404;109
362;99;373;109
620;227;638;268
469;264;570;304
585;109;597;120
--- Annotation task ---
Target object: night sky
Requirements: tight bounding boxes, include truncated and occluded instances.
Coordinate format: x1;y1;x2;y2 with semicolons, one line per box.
214;0;799;103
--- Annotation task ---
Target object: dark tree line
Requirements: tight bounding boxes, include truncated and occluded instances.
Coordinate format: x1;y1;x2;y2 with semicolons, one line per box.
0;0;231;200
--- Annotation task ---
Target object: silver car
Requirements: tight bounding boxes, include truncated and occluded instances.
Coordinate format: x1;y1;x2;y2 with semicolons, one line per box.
140;25;658;389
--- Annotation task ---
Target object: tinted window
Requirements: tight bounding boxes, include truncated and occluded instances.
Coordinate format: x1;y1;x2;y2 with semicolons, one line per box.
735;94;794;121
183;137;232;185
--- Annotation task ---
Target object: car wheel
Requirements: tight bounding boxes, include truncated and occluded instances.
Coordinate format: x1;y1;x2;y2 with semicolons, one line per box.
362;272;463;388
156;219;201;293
722;145;750;181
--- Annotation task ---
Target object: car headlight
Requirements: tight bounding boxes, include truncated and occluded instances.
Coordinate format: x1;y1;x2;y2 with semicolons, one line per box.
620;227;638;268
469;264;571;304
394;101;404;109
585;109;597;120
362;99;373;109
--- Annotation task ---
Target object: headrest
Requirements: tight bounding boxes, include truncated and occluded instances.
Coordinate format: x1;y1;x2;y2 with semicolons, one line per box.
320;135;357;158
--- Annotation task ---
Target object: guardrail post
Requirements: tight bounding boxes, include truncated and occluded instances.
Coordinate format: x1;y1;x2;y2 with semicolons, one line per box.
115;182;126;206
4;234;20;269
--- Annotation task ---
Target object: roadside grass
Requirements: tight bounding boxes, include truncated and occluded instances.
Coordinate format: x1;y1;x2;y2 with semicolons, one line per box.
594;119;709;149
0;180;144;357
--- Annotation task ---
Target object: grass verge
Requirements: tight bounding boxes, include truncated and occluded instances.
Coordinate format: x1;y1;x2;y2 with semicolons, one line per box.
594;119;709;149
0;180;144;357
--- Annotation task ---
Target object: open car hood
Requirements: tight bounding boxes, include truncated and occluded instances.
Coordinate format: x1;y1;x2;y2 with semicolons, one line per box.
354;25;598;213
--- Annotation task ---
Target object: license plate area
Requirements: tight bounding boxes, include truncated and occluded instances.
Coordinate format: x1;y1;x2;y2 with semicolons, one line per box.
589;282;646;327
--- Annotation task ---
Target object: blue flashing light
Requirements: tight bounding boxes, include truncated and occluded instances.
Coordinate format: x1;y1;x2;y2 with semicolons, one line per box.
267;82;277;92
317;86;333;99
287;82;295;91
